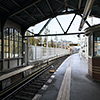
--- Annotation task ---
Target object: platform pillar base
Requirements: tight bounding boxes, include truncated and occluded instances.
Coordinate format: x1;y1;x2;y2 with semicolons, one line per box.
88;57;100;80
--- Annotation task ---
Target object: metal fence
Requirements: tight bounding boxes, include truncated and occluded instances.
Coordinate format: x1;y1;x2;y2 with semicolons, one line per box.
27;45;70;62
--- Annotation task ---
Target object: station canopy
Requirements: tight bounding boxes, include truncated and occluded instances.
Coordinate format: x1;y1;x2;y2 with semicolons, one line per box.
0;0;100;31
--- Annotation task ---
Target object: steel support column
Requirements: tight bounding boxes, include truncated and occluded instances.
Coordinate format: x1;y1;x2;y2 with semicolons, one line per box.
78;0;82;9
79;14;91;27
0;18;5;70
17;31;19;66
8;28;10;69
21;28;26;66
13;29;15;58
27;32;29;65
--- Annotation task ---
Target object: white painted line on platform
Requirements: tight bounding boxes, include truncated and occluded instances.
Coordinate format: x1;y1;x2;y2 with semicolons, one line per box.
47;79;53;83
41;85;48;90
51;75;55;78
32;94;42;100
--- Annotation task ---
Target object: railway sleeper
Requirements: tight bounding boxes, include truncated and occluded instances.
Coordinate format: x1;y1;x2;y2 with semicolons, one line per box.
30;81;44;85
26;86;41;90
36;77;48;81
37;76;49;80
14;91;35;99
24;88;39;92
15;95;31;100
31;82;44;86
20;91;34;96
28;85;42;89
33;80;46;83
23;89;37;94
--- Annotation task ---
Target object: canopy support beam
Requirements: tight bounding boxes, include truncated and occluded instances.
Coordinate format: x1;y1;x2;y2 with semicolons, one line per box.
65;14;76;34
56;17;65;33
38;18;52;35
79;0;95;31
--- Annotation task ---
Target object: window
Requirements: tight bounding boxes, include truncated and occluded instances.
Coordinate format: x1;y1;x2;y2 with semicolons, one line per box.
94;32;100;56
10;28;14;58
3;28;22;58
4;28;9;58
14;30;18;57
19;33;22;56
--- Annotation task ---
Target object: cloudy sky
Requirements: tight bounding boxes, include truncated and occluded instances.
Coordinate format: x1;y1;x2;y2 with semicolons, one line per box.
28;14;100;43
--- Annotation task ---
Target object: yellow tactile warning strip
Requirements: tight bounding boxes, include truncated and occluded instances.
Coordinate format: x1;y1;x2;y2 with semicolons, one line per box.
49;70;55;73
56;56;72;100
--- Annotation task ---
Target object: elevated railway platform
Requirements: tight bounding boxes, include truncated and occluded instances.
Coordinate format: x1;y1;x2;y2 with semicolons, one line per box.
1;0;100;100
35;53;100;100
1;53;100;100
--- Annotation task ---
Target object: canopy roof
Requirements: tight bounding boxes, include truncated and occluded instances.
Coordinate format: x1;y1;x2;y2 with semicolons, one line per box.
0;0;100;30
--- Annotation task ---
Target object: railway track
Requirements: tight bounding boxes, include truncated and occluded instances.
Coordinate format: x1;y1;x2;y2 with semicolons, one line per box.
1;55;68;100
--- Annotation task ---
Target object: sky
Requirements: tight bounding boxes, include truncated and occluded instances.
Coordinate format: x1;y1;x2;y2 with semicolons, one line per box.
28;14;100;43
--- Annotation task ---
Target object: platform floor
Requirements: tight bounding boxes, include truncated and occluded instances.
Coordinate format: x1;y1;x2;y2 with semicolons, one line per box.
33;53;100;100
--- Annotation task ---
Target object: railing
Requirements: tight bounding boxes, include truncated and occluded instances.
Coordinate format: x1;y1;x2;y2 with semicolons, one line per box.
27;45;70;62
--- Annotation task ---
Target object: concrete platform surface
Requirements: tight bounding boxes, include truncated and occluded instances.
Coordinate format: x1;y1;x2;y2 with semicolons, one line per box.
70;54;100;100
33;53;100;100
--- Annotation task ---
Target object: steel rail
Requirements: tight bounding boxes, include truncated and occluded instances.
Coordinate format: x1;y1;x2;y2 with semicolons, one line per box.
1;60;57;100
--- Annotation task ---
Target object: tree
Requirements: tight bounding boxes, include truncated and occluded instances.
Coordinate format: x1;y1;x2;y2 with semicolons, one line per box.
38;37;42;44
51;39;54;47
43;27;50;46
54;36;58;48
44;37;47;44
29;37;35;45
37;37;42;46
